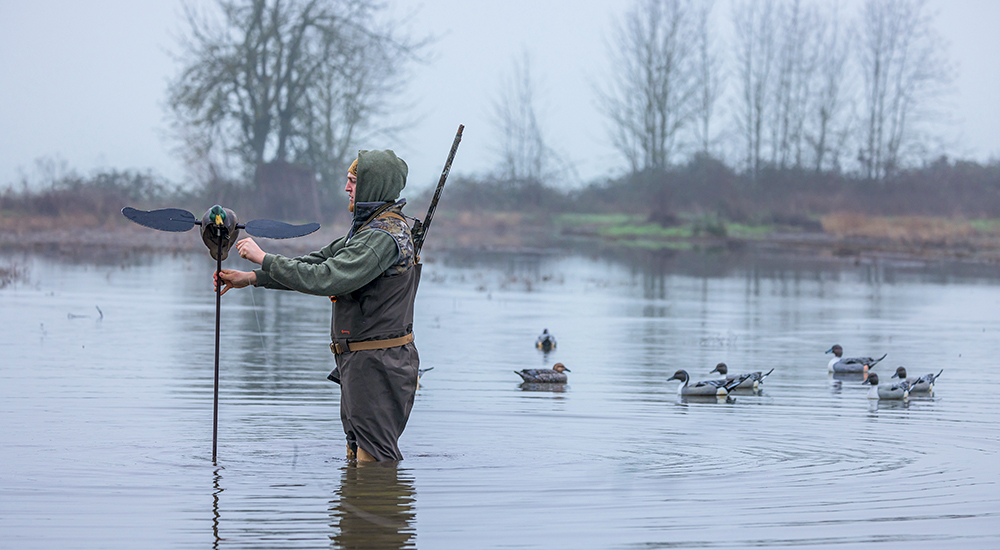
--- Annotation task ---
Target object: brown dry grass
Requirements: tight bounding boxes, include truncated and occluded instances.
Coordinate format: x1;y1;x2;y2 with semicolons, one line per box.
821;213;976;242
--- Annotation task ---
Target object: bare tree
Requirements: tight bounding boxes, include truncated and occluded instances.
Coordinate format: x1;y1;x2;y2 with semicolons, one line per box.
168;0;425;188
857;0;953;180
599;0;700;173
732;0;777;178
492;50;554;184
806;2;851;172
769;0;821;170
691;0;723;157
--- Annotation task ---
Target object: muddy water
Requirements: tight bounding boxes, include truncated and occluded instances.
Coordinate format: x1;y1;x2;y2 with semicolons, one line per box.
2;248;1000;549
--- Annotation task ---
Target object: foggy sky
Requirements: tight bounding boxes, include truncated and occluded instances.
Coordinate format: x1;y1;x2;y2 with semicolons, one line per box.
1;0;998;193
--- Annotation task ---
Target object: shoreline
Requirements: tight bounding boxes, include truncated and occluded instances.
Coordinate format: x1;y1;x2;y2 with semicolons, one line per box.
3;214;1000;266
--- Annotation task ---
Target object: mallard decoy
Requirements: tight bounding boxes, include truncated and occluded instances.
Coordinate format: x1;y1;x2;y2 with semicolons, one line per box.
863;372;910;400
535;329;557;352
123;204;320;258
709;363;774;389
668;370;750;396
121;204;319;462
515;363;570;383
826;344;886;373
891;366;942;393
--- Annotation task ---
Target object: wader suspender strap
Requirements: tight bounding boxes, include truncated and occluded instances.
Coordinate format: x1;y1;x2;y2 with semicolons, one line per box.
328;210;410;304
330;332;414;355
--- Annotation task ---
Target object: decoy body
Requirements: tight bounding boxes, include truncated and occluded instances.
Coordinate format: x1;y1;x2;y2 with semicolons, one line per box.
863;372;910;400
515;362;570;383
709;363;774;389
669;369;750;396
892;366;942;393
200;205;239;261
826;344;886;373
535;329;557;352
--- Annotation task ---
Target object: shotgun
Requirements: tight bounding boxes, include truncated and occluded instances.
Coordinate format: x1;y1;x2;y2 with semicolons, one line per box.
413;124;464;259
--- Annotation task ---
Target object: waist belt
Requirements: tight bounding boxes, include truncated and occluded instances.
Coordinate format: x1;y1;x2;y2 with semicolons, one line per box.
330;333;414;355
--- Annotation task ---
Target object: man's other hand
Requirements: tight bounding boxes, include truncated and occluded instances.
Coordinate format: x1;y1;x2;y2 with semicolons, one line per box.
236;237;266;264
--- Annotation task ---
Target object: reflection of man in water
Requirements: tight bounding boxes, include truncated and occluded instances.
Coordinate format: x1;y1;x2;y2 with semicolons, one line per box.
331;464;416;549
216;150;421;462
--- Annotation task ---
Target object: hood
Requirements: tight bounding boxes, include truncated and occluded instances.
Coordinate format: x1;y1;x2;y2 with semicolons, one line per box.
355;149;407;204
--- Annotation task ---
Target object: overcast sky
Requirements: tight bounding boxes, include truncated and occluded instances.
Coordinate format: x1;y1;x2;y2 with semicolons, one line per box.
1;0;998;193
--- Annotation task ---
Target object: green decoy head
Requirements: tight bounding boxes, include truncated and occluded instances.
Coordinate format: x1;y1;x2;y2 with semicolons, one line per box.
201;205;240;261
209;205;226;227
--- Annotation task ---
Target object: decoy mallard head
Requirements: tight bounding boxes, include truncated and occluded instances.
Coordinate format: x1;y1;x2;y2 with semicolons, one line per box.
201;205;240;261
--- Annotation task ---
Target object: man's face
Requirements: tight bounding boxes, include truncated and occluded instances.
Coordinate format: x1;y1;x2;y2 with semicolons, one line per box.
345;172;357;212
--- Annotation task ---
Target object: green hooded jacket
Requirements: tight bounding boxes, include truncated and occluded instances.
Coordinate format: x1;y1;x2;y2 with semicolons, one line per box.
253;149;408;296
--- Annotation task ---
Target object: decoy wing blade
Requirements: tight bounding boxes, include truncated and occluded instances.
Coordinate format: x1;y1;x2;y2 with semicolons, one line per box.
122;207;197;232
243;219;320;239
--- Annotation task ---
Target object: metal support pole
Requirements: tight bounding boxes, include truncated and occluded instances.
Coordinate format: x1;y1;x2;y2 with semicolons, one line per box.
213;232;222;463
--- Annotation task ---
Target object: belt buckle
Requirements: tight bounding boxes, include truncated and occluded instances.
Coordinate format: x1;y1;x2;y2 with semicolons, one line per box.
330;342;346;355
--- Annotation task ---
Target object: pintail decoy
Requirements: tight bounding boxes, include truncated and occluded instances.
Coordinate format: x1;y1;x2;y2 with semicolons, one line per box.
891;366;942;393
862;372;909;400
709;363;774;389
535;329;557;352
668;370;750;396
826;344;886;373
417;367;433;381
515;362;570;383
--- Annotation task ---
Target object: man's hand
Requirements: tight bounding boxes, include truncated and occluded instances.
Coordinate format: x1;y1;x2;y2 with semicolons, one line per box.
236;237;266;264
215;269;256;296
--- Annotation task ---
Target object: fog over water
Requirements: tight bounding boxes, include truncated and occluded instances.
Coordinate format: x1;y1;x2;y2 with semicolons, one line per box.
1;0;999;190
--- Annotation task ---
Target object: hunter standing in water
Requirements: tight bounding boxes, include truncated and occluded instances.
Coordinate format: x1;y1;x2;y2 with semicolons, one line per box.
216;149;421;462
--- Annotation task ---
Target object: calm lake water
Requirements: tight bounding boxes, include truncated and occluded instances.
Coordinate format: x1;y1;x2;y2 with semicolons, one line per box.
2;245;1000;549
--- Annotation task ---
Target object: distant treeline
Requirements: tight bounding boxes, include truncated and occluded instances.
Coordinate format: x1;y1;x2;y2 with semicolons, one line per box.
0;165;348;227
5;156;1000;230
430;155;1000;224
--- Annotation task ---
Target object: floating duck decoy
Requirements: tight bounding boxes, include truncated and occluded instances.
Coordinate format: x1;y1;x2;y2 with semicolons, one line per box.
515;362;570;383
709;363;774;390
417;367;434;382
668;369;750;396
122;204;319;462
862;372;910;400
535;329;557;352
892;366;942;393
826;344;886;373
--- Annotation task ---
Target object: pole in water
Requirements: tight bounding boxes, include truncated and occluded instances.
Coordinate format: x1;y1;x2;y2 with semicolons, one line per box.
213;233;222;462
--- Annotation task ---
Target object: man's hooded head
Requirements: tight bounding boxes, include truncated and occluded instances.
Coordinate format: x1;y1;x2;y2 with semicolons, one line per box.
354;149;408;205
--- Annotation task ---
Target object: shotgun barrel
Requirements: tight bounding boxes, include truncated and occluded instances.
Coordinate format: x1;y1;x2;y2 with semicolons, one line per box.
413;124;464;258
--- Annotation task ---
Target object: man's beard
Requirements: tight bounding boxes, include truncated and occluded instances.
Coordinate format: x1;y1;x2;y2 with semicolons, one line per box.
348;200;355;213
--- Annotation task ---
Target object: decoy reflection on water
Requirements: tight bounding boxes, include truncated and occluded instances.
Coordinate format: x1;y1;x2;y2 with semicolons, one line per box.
709;363;773;390
863;372;910;400
519;382;568;393
535;329;557;352
892;366;943;393
826;344;886;374
515;363;570;383
668;369;750;397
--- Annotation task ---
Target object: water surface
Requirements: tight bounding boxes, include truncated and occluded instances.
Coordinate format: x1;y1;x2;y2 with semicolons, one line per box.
2;248;999;548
